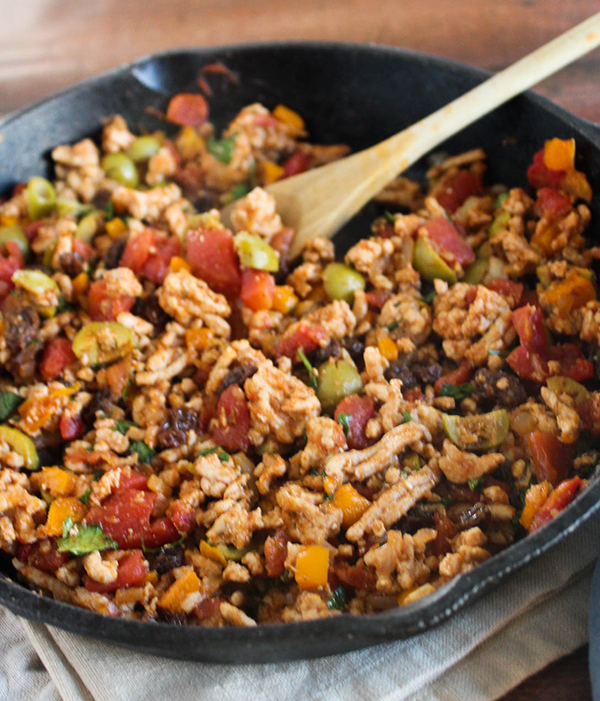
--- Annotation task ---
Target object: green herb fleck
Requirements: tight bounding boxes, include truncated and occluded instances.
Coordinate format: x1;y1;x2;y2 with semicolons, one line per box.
440;495;452;507
218;449;230;463
384;210;395;223
103;201;115;221
327;585;348;611
323;491;335;502
402;410;412;423
0;391;24;422
207;134;237;164
494;192;508;209
468;477;484;492
230;183;250;201
55;296;75;315
423;291;437;305
79;487;92;506
121;377;131;403
115;419;136;434
130;440;155;464
440;382;475;401
297;349;318;391
308;468;319;477
198;446;219;457
337;412;351;439
142;536;185;554
57;521;118;556
386;321;400;332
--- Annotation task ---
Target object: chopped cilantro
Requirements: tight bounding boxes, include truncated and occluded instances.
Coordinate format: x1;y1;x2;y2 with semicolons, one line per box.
327;585;348;611
55;296;74;315
494;192;508;209
207;134;237;164
0;391;24;422
198;446;219;457
115;419;136;434
384;210;395;223
130;440;155;464
337;412;352;439
386;321;400;331
218;449;230;463
468;477;484;492
297;349;318;391
440;382;475;401
308;468;319;476
121;378;131;402
402;410;412;423
57;521;118;556
323;491;335;502
230;183;250;200
423;291;437;305
103;200;115;220
79;487;92;506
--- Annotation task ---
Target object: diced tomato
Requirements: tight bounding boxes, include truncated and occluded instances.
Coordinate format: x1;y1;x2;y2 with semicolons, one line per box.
508;342;594;384
274;323;329;360
435;170;483;213
105;358;131;398
333;561;377;591
511;305;546;353
424;216;475;267
403;387;424;402
270;227;295;263
84;550;148;593
433;510;458;557
530;477;582;532
526;431;573;486
334;395;375;450
365;289;392;309
72;238;94;261
120;229;181;286
485;279;524;307
39;337;76;382
264;529;289;577
519;289;542;310
195;596;224;623
186;227;241;296
118;471;149;492
371;217;396;239
170;502;195;535
536;187;572;219
527;149;565;190
85;489;179;549
210;385;250;452
20;540;69;572
59;413;84;441
281;152;309;178
166;93;209;127
88;279;135;321
239;269;276;311
434;361;473;395
0;241;24;300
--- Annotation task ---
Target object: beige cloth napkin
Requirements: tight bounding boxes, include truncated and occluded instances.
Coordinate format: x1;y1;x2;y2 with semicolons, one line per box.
1;510;598;701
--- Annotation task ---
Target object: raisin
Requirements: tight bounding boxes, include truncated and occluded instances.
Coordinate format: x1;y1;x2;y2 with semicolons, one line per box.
157;407;199;449
218;365;257;397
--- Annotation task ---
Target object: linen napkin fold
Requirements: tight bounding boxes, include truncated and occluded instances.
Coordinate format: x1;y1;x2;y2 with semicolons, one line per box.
1;509;599;701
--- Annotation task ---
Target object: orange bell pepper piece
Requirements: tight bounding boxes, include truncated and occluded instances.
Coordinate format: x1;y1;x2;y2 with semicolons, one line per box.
200;540;227;566
520;481;552;530
185;327;214;351
377;337;399;361
158;569;201;612
32;467;77;498
334;483;371;529
294;545;329;589
540;271;596;316
45;497;88;537
272;104;305;131
105;218;127;239
543;138;575;172
257;160;285;186
271;285;298;314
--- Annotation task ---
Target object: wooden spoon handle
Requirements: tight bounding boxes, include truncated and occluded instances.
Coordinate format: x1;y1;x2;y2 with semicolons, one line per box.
283;11;600;258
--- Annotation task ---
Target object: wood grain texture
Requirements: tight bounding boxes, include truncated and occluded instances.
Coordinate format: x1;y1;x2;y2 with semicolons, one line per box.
0;1;598;698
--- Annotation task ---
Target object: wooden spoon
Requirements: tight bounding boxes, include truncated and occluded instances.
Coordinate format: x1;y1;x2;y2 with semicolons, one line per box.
230;12;600;259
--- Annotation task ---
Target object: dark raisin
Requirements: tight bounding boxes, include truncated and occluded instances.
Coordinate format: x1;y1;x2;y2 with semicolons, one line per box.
449;502;488;530
218;364;257;396
92;189;113;209
384;360;417;388
2;294;41;381
104;236;127;270
310;338;341;365
157;407;199;449
342;336;365;368
137;294;170;331
81;389;113;427
59;252;86;277
146;545;185;575
413;363;442;384
473;368;527;409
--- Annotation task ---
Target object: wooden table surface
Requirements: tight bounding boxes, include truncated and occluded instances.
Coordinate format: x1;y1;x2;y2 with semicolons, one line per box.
0;1;598;699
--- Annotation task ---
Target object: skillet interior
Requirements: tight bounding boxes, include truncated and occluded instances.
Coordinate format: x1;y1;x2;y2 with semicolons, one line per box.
0;42;599;663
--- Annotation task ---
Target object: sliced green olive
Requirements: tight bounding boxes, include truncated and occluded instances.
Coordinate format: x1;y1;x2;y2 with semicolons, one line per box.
546;376;590;404
72;321;134;366
463;258;489;285
0;225;29;258
489;210;511;237
75;211;103;243
0;426;39;470
216;544;246;561
56;199;95;218
323;262;366;303
486;256;506;281
12;269;60;317
26;177;56;220
317;359;363;414
234;233;279;272
101;153;139;188
126;135;161;163
442;409;509;451
413;236;457;284
402;452;422;472
477;240;493;260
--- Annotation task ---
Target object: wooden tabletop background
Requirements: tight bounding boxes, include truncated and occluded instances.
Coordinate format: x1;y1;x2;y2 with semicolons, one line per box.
0;0;598;698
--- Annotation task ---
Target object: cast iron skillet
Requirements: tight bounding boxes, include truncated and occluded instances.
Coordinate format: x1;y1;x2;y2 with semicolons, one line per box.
1;42;600;664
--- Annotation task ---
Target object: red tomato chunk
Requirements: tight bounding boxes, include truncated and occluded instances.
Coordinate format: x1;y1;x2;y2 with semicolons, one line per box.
424;216;475;267
39;338;76;382
274;323;328;360
527;149;565;190
84;550;148;593
186;227;241;296
166;93;209;127
435;170;483;213
240;269;276;311
210;385;250;452
334;394;375;450
531;477;582;532
88;279;135;321
120;229;181;285
526;431;573;486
